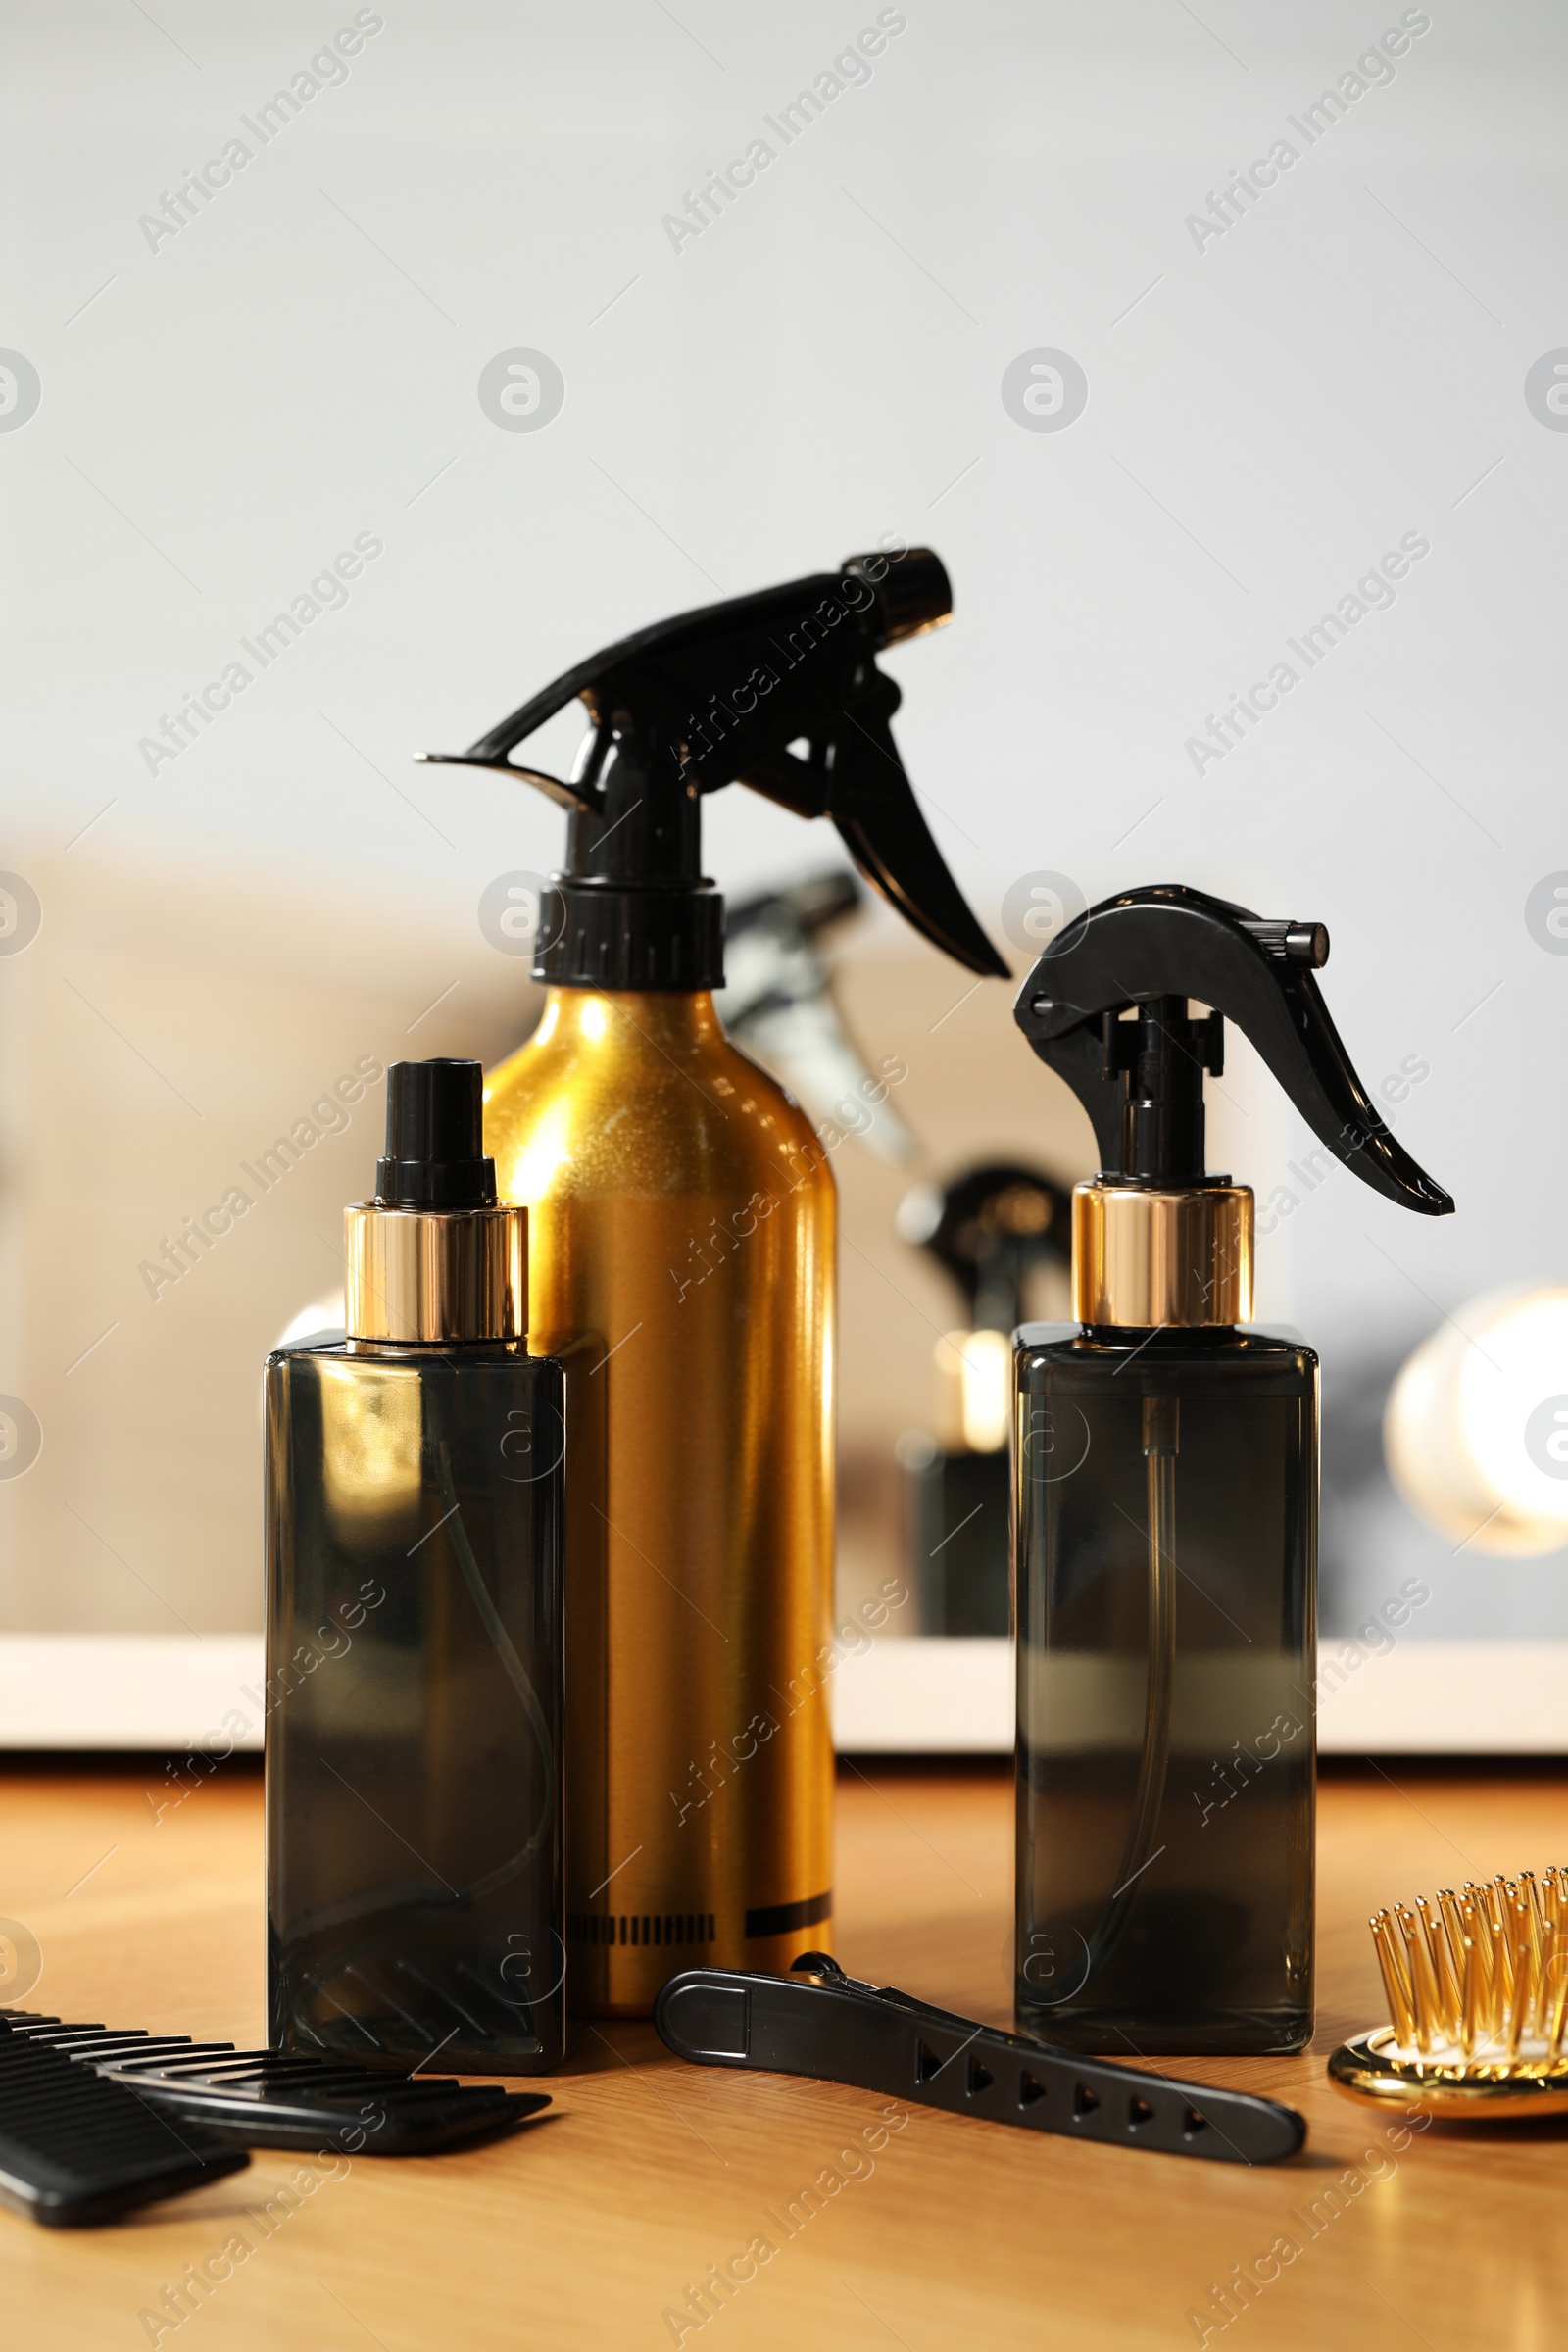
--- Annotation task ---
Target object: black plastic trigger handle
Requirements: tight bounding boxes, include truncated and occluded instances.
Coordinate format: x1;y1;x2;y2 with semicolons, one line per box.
1014;884;1452;1215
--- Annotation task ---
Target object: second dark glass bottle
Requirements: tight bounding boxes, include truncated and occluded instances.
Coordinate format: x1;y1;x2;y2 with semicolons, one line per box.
1009;887;1453;2055
1016;1320;1317;2053
267;1060;568;2072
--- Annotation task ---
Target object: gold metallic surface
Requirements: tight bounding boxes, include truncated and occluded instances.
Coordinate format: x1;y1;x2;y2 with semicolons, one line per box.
317;1354;424;1547
1328;2028;1568;2117
344;1203;527;1343
1338;1865;1568;2112
485;989;835;2016
1071;1179;1252;1328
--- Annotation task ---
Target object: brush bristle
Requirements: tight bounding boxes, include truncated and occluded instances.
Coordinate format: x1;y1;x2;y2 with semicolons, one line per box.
1370;1867;1568;2067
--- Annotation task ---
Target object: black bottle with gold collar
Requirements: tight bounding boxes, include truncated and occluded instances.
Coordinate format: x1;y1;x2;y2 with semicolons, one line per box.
1010;887;1452;2056
266;1058;568;2073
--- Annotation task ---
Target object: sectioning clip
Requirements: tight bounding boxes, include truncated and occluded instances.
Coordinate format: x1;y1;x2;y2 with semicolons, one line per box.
654;1954;1304;2165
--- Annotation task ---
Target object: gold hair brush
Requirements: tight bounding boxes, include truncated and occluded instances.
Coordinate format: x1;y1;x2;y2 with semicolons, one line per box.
1329;1867;1568;2116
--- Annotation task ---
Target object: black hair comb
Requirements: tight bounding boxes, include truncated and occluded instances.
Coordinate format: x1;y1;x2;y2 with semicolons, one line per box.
0;2014;248;2227
1;2010;548;2156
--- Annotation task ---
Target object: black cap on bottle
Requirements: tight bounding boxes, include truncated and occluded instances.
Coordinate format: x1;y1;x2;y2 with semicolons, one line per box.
374;1059;497;1209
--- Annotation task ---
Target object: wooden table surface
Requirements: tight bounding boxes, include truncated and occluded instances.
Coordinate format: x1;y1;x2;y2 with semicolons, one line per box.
3;1756;1565;2350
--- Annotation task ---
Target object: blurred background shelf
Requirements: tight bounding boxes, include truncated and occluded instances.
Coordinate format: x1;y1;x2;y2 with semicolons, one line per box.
4;1632;1564;1756
5;4;1567;1771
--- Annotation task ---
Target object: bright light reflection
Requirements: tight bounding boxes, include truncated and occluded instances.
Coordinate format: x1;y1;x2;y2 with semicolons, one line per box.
1385;1286;1568;1556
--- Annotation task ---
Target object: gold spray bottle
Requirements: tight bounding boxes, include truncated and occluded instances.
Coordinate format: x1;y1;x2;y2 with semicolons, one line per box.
423;551;1005;2012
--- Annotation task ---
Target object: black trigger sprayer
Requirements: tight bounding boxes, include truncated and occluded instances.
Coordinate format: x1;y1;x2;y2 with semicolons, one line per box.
416;552;1005;2015
420;547;1007;989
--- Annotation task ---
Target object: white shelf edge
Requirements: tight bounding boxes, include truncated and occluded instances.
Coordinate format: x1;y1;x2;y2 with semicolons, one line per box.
829;1637;1568;1755
0;1634;1560;1755
0;1636;267;1751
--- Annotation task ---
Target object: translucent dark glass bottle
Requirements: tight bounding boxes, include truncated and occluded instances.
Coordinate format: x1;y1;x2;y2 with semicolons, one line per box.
1014;1322;1317;2055
266;1060;567;2074
1007;885;1451;2059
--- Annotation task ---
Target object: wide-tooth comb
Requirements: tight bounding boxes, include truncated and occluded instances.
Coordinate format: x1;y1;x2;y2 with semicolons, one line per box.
0;2010;550;2154
1329;1863;1568;2117
0;2016;249;2226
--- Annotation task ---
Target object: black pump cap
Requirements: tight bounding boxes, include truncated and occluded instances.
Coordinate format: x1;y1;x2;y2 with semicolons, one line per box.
375;1060;497;1209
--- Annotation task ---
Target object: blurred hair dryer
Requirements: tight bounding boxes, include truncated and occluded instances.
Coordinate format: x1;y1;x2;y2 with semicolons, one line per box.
896;1161;1073;1340
895;1161;1073;1636
713;868;918;1164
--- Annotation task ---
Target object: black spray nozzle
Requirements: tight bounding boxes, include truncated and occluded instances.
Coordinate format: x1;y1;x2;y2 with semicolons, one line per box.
418;550;1006;991
1014;885;1453;1216
840;547;953;644
1099;995;1226;1187
376;1059;497;1210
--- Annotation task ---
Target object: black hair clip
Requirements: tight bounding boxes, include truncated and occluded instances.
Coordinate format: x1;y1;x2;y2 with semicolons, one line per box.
1;2011;548;2156
655;1955;1304;2166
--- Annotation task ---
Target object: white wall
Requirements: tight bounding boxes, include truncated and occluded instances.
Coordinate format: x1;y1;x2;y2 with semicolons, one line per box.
4;0;1565;1637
